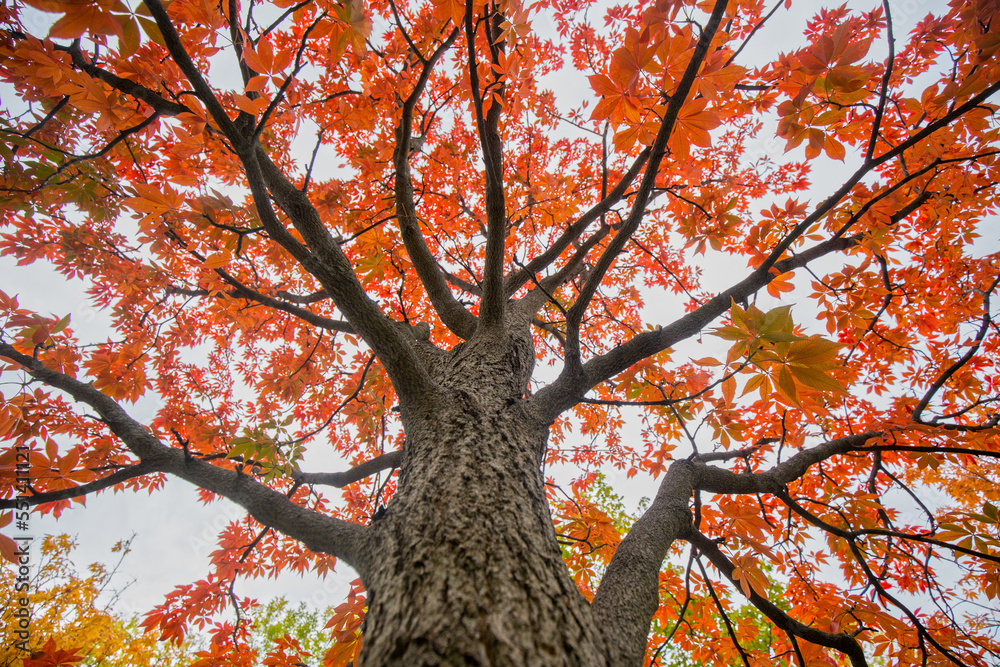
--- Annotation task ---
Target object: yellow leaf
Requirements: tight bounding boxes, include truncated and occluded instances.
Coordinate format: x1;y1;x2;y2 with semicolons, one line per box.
777;365;798;404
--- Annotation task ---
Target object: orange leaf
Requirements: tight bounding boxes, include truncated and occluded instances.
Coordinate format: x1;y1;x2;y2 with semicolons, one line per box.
233;94;261;116
721;376;736;405
0;533;18;564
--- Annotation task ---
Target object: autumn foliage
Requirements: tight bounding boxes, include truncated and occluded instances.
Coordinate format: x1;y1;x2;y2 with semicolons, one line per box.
1;0;1000;664
0;535;187;666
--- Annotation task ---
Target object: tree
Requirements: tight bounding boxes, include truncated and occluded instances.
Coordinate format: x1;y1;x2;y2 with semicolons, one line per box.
0;533;348;666
0;534;187;666
0;0;998;663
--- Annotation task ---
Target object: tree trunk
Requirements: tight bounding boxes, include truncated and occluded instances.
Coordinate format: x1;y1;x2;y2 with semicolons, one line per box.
358;331;610;666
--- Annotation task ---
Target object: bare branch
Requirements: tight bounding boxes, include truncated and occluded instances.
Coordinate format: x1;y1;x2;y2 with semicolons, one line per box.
504;148;650;297
912;274;1000;422
168;275;356;334
297;450;403;488
694;550;753;667
865;0;895;162
517;222;612;316
754;80;1000;283
725;0;784;68
778;492;970;666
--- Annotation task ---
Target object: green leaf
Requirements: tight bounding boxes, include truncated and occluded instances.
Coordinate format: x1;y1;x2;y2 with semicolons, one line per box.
761;304;793;332
759;331;799;343
51;313;71;334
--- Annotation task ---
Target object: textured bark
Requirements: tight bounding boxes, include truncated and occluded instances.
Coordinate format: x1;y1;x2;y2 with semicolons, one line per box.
358;329;610;666
591;462;694;667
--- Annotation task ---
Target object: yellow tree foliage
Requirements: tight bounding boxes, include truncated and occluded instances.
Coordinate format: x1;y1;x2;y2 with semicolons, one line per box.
0;535;184;667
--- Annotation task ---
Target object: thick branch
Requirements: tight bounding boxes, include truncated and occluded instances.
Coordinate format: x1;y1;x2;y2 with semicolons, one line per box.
61;40;190;116
912;274;1000;422
33;21;438;404
691;431;881;495
275;288;330;304
140;0;435;405
0;343;372;576
530;78;1000;421
235;146;434;405
144;0;241;141
465;4;507;332
531;182;956;422
530;232;852;420
591;461;695;667
392;30;477;340
248;150;436;405
0;462;158;509
518;223;612;316
590;430;889;664
168;279;356;333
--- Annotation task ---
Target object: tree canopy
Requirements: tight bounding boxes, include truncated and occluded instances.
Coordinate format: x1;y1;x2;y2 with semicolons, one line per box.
1;0;999;664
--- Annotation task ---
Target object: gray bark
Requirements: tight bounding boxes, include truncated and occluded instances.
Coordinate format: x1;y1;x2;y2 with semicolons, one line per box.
357;328;610;666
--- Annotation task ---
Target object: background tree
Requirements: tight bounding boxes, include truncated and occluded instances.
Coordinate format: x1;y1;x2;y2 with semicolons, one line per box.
0;534;188;666
0;534;347;666
0;0;999;664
